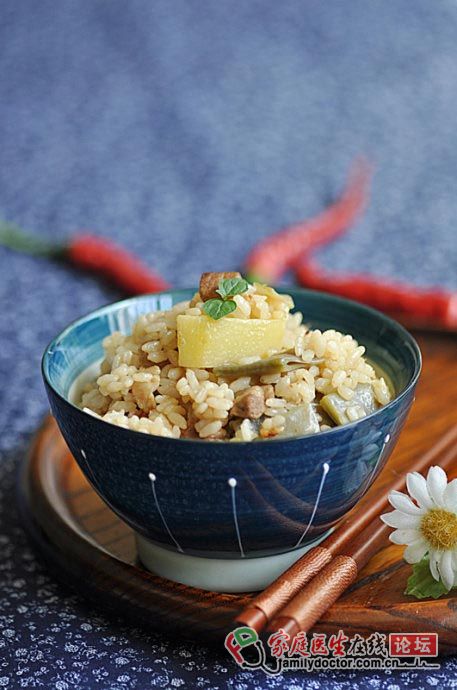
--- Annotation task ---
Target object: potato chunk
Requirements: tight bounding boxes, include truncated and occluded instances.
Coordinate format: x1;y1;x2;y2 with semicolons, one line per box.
177;315;286;368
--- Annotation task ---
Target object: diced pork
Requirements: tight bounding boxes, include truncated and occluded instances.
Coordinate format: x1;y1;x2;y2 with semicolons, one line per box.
199;271;242;301
232;386;265;419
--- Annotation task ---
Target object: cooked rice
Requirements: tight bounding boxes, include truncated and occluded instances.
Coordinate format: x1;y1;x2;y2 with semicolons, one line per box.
80;282;392;441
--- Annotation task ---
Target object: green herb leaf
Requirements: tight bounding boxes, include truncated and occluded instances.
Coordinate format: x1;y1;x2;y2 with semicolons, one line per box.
405;556;452;599
203;298;237;320
216;277;249;299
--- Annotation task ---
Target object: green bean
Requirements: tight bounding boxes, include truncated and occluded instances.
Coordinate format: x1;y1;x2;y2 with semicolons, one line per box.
213;354;322;378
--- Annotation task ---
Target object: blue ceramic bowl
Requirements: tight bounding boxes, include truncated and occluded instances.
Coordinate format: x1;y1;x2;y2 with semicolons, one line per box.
42;289;421;560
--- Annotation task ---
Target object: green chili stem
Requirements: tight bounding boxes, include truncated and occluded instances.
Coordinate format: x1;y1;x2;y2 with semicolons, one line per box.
0;222;66;257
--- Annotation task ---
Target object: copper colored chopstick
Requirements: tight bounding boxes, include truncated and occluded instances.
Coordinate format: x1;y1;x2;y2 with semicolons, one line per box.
269;518;388;637
267;436;457;636
236;425;457;632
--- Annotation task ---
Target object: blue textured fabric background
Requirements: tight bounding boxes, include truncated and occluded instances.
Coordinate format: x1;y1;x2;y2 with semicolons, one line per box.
0;1;456;688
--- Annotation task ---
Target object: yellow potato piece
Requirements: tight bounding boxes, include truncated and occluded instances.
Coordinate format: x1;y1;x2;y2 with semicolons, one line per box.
177;315;286;368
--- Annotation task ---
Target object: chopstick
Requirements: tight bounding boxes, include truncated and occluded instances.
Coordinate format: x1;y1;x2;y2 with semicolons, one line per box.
268;518;388;636
236;425;457;633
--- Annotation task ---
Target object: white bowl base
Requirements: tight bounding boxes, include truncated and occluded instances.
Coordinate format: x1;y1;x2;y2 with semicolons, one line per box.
135;531;332;593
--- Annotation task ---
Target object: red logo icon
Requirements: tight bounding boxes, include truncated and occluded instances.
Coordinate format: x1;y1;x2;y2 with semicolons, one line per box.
389;633;438;657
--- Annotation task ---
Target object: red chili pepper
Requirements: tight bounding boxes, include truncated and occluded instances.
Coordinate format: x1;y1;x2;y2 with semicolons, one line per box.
0;223;170;294
296;258;457;329
67;234;170;294
244;158;372;284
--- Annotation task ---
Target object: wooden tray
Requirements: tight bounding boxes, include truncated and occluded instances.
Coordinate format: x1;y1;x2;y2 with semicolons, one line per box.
18;332;457;653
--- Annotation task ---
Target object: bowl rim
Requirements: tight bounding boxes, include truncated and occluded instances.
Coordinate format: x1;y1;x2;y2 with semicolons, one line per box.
42;286;422;446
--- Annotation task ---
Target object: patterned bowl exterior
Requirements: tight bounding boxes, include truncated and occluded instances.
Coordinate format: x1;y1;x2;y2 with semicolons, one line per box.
42;288;421;559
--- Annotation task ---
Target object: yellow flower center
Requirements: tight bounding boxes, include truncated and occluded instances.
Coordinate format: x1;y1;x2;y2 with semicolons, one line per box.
420;508;457;551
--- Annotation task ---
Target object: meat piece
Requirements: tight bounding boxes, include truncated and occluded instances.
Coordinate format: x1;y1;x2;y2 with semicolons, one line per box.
232;386;265;419
199;271;242;301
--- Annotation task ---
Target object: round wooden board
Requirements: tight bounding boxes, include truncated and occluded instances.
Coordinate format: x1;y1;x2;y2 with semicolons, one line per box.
18;332;457;653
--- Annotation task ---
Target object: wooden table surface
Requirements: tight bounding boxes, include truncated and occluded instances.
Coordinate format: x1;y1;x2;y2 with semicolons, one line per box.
18;332;457;653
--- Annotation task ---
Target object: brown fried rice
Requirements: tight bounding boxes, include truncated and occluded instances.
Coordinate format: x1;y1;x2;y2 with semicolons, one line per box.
80;279;391;441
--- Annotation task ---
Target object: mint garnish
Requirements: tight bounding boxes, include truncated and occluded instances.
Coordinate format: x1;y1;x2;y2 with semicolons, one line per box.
203;277;249;320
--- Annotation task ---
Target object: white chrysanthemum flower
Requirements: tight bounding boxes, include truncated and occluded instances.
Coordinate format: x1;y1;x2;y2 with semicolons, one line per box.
381;466;457;591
